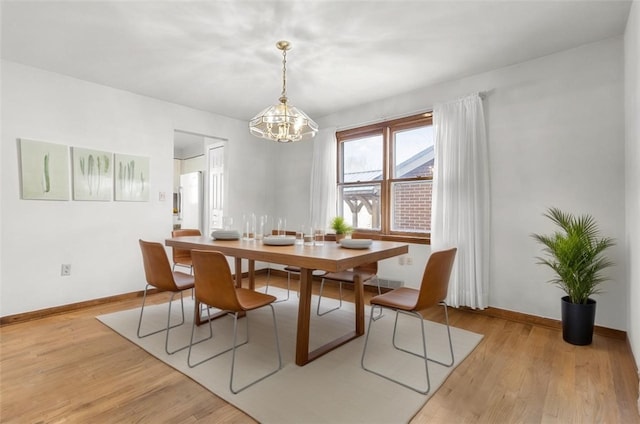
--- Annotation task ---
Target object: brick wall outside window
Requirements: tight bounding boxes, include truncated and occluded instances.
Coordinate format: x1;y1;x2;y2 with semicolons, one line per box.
392;181;432;233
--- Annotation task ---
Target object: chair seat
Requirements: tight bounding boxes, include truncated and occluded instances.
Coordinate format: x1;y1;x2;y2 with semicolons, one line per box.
323;270;375;284
173;271;195;290
370;287;419;311
236;288;277;311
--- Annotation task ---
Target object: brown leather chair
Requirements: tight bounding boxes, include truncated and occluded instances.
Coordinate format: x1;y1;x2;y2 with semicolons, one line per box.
138;239;195;355
171;228;202;273
361;247;457;394
187;250;282;394
317;262;380;316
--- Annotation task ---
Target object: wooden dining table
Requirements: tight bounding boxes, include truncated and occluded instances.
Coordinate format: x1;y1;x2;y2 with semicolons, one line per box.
165;235;409;366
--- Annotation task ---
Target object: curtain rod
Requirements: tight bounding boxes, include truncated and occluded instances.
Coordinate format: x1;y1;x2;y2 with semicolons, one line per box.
334;90;490;132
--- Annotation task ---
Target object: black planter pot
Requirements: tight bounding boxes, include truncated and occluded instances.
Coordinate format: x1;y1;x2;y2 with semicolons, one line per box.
561;296;596;345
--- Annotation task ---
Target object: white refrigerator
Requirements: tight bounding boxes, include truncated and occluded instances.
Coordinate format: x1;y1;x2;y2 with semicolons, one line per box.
178;171;203;231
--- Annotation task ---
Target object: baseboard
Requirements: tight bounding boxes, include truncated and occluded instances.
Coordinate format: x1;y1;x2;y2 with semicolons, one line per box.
0;274;628;342
0;288;160;326
463;306;627;340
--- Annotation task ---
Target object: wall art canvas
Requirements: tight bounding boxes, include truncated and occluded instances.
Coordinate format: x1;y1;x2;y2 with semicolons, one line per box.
19;138;70;200
114;153;149;201
72;147;113;201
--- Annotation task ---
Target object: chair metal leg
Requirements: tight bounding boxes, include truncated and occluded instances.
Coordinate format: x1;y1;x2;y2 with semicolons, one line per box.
316;279;343;316
137;285;190;355
391;303;454;367
263;266;271;292
229;305;282;394
186;304;215;366
187;308;249;368
361;306;431;394
265;268;291;303
370;277;384;321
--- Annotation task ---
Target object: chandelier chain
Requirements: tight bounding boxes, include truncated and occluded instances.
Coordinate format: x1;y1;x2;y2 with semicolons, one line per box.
281;49;287;100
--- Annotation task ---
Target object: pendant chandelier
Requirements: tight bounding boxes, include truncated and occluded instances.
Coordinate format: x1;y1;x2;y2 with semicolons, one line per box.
249;40;318;143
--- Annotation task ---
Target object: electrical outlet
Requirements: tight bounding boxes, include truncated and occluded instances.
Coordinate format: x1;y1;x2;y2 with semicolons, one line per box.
398;256;406;266
406;257;413;265
159;191;166;201
61;264;71;276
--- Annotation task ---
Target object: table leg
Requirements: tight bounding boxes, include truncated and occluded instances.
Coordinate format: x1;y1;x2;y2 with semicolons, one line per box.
295;269;365;365
195;299;233;326
234;257;242;288
195;299;203;326
295;268;313;365
248;259;255;290
354;273;364;335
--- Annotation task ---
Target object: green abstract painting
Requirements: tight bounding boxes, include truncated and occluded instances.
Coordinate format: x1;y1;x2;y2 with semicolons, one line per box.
72;147;113;201
114;153;149;201
20;138;70;200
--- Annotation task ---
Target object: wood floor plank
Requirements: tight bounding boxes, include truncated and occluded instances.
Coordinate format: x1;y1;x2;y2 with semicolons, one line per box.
1;275;638;423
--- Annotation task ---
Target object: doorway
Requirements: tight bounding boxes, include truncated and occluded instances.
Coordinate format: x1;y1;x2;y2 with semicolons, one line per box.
173;130;227;234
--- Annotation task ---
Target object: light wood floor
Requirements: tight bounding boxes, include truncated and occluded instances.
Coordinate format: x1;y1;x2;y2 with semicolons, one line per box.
1;275;638;423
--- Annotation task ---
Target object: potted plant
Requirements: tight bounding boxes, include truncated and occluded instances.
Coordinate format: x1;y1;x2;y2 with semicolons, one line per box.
329;216;352;243
531;207;615;345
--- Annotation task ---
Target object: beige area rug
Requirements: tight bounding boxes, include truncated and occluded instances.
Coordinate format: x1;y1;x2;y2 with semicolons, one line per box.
97;288;483;424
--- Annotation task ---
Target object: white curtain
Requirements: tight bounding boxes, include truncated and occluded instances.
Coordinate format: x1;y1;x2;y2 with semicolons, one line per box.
432;93;490;309
309;127;337;231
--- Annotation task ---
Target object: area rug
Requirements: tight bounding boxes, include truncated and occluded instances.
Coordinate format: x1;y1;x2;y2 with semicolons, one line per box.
97;289;483;423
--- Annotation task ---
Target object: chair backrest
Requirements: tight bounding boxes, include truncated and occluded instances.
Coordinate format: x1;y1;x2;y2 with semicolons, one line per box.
324;233;337;242
171;228;201;263
139;239;179;291
271;229;296;236
191;250;243;312
415;248;457;310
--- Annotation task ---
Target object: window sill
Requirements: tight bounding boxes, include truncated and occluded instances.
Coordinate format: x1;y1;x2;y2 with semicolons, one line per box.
351;232;430;245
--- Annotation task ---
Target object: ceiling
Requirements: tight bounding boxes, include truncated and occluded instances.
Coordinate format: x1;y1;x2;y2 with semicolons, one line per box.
1;1;632;125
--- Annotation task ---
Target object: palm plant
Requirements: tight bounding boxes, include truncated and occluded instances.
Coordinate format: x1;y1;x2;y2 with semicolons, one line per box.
531;207;615;304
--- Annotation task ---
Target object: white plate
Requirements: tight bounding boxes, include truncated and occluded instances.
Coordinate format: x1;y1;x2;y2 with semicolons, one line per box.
263;236;296;246
340;238;372;249
211;230;240;240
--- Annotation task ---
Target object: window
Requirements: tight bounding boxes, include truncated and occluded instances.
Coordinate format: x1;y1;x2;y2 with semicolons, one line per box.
336;113;433;243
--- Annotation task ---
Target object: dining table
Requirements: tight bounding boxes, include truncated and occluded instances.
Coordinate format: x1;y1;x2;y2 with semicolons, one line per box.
165;235;409;366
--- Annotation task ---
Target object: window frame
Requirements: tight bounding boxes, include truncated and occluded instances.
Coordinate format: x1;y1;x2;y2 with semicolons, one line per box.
336;112;433;244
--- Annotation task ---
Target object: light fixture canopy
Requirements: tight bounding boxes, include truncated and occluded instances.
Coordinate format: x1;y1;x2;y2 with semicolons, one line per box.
249;40;318;143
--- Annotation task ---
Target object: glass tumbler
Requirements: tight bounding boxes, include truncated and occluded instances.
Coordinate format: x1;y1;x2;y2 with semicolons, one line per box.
314;228;325;246
242;213;256;241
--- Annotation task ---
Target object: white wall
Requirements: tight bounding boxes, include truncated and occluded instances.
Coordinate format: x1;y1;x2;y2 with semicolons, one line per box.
624;0;640;381
1;36;630;335
312;37;628;330
0;60;276;316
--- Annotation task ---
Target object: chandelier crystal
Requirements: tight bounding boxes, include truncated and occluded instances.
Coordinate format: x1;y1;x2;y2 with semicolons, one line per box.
249;41;318;143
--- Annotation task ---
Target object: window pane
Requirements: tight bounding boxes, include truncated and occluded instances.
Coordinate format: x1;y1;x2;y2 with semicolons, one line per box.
342;134;383;182
390;180;431;233
393;126;434;178
339;183;381;230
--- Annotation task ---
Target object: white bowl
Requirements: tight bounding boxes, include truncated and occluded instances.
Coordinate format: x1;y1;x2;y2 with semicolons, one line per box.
340;238;372;249
211;230;240;240
263;236;296;246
